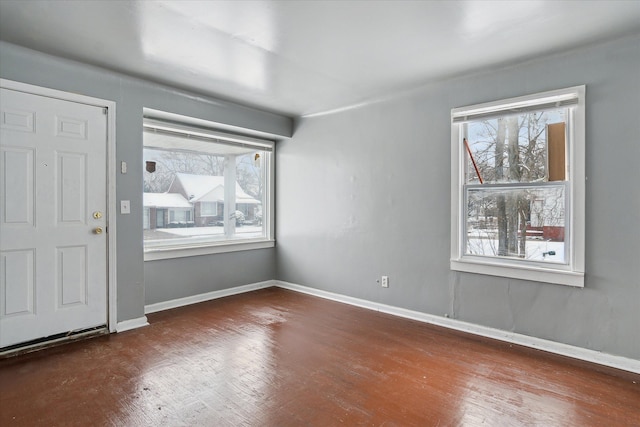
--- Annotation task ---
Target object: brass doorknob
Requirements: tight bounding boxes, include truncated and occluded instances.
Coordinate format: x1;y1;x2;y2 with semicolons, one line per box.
94;227;103;234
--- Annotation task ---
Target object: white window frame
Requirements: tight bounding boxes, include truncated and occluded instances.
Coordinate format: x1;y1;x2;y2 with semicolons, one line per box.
450;86;585;287
143;111;275;261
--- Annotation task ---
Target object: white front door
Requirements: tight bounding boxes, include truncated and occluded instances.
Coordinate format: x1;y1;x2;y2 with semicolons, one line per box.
0;87;108;348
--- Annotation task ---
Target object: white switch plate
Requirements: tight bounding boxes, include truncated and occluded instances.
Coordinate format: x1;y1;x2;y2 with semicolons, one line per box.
120;200;130;214
121;161;127;174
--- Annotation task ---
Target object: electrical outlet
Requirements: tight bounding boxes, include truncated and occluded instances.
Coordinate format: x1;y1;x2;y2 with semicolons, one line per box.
381;276;389;288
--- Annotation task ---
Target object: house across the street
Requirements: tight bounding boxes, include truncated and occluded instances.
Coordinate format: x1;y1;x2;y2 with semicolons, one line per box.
144;173;261;229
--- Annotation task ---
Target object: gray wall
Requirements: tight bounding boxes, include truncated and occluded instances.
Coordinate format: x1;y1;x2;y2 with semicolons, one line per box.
144;249;276;305
0;41;292;323
276;35;640;360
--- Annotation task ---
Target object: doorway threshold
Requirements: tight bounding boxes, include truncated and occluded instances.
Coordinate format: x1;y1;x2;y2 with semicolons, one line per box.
0;326;108;359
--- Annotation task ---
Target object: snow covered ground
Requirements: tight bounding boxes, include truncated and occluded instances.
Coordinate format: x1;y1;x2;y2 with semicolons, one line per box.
157;225;263;237
144;225;264;242
467;230;565;263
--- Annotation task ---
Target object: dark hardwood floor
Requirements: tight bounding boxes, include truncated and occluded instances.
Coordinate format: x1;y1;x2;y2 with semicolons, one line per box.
1;287;639;426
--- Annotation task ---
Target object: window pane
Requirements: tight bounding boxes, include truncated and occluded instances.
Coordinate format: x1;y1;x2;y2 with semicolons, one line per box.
143;129;269;246
200;202;217;216
465;185;566;263
233;151;266;237
464;109;566;184
143;208;150;230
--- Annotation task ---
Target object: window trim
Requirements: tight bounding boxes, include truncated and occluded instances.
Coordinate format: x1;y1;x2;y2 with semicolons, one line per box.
144;239;275;261
450;86;585;287
143;110;275;261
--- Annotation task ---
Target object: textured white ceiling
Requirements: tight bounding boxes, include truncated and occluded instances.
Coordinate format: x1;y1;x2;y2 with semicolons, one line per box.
1;0;639;117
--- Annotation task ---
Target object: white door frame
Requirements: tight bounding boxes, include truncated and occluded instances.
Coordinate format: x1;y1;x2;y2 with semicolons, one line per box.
1;78;118;333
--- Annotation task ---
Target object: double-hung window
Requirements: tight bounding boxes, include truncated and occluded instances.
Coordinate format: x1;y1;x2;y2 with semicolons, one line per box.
450;86;585;287
143;111;275;260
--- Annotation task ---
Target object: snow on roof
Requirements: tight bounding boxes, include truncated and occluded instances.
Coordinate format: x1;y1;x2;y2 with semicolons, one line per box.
174;173;259;204
143;192;192;208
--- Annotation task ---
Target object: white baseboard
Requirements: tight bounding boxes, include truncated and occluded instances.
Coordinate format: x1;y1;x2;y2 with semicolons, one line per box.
144;280;276;315
275;280;640;375
116;316;149;333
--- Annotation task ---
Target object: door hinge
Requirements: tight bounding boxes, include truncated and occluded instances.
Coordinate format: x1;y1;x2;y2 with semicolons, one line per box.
103;107;108;115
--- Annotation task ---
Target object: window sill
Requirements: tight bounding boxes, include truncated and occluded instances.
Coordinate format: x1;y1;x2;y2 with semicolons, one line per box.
144;239;275;261
450;258;584;287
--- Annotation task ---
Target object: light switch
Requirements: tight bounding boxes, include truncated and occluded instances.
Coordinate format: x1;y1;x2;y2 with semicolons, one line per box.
120;200;130;214
121;161;127;174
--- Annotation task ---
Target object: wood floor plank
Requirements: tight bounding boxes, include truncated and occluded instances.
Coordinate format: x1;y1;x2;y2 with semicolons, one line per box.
1;287;638;426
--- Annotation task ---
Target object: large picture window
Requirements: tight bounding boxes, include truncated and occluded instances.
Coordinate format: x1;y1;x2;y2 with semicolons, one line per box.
450;86;585;286
143;113;274;260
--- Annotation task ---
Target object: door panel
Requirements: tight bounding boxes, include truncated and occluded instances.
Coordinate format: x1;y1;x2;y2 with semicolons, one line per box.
0;88;107;348
57;245;88;307
2;147;34;224
1;250;35;316
58;152;87;223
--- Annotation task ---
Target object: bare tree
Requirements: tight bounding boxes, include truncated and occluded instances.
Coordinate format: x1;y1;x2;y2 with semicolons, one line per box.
143;150;226;193
236;153;263;200
495;118;508;256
